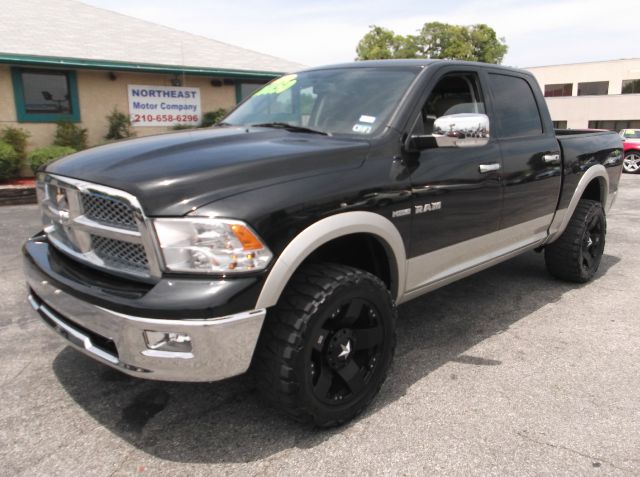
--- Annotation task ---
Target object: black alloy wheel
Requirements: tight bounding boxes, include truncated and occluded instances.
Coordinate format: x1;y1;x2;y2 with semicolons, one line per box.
545;199;606;283
580;211;605;274
308;297;384;405
252;263;396;427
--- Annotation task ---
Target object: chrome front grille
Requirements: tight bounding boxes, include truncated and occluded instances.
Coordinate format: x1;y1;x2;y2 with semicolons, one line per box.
37;174;161;281
91;235;149;273
81;193;137;230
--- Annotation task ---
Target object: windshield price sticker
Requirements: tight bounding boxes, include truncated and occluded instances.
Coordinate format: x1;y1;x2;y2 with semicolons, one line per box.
128;85;201;127
353;124;373;134
254;74;298;96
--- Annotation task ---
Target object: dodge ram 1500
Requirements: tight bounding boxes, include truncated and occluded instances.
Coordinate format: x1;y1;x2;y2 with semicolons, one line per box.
24;60;623;426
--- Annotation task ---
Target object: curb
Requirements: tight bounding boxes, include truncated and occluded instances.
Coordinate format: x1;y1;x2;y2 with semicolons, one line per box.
0;186;37;206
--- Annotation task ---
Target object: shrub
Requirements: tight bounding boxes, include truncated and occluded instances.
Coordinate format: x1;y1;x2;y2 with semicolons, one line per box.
1;126;30;160
0;141;20;180
171;124;196;131
200;109;227;128
54;121;88;150
105;108;135;140
27;146;76;171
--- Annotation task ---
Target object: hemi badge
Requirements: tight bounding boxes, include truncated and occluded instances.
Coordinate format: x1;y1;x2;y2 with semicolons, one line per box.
392;208;411;218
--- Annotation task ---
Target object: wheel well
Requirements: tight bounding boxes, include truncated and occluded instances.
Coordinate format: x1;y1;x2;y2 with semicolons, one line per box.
581;178;604;204
303;233;395;295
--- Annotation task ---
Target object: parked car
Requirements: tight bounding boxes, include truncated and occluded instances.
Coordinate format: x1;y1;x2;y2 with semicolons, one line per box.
620;129;640;173
24;60;623;426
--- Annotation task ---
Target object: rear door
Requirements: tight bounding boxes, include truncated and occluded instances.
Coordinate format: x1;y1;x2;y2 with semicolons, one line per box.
485;72;562;239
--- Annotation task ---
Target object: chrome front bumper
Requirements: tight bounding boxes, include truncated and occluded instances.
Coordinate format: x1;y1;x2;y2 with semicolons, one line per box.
25;264;266;382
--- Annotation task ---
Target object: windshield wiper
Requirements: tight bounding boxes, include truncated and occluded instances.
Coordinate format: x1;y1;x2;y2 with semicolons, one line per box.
250;122;329;136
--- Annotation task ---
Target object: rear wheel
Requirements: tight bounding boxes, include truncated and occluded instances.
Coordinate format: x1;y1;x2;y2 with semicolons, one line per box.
252;263;396;427
623;151;640;173
544;199;606;283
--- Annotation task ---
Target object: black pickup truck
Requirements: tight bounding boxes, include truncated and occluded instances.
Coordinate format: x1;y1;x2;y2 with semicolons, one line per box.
24;60;623;426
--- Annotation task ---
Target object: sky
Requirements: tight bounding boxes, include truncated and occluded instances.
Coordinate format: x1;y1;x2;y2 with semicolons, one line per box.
82;0;635;68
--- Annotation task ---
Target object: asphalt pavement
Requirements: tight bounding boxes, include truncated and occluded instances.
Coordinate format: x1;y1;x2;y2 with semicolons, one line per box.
1;174;639;476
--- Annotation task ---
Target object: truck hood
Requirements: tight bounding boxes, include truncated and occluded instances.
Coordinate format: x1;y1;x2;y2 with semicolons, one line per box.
46;127;370;216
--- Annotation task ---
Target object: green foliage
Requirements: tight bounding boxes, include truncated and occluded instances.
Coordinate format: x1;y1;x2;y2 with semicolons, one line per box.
0;141;20;180
171;124;195;130
356;22;508;64
356;26;418;60
54;121;88;150
200;109;228;128
105;109;135;140
1;126;30;160
27;146;76;171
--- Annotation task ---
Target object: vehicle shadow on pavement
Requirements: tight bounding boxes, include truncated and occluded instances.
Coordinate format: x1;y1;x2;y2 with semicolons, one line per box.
52;251;621;464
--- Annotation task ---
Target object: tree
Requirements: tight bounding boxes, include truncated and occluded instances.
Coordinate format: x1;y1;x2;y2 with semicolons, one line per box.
355;26;418;60
355;22;508;64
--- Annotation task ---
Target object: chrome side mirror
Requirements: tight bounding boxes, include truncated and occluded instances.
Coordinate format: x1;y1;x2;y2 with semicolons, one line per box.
409;113;490;150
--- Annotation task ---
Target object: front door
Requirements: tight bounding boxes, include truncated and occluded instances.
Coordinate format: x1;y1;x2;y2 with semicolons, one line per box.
405;71;503;292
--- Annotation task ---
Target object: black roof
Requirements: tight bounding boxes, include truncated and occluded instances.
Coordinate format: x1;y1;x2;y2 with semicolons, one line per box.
303;59;528;76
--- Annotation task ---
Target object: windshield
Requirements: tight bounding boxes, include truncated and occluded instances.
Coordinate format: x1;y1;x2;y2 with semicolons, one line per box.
224;68;419;136
621;129;640;139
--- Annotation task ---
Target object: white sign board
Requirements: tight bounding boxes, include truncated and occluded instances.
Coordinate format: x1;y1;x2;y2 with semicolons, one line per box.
128;84;201;127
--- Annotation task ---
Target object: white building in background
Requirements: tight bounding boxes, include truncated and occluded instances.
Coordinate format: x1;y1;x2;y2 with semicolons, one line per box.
526;58;640;131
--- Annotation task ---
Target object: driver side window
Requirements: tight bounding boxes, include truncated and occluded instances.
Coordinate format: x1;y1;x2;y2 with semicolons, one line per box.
420;73;485;134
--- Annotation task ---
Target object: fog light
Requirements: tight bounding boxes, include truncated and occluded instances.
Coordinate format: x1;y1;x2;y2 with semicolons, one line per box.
144;331;192;352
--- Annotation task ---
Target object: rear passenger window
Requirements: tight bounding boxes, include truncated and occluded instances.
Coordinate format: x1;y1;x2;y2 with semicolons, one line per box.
488;74;542;138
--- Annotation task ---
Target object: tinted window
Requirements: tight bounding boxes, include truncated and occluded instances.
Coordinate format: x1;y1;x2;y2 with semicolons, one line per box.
544;83;572;97
21;70;72;114
588;120;640;131
622;79;640;94
553;120;568;129
488;74;542;138
418;73;485;134
577;81;608;96
238;82;265;102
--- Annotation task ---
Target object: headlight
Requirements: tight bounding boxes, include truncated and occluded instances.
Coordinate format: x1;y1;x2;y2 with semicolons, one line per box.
154;218;273;274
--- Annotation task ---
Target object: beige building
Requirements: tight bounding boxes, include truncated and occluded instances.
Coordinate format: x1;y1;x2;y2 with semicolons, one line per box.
527;58;640;130
0;0;305;151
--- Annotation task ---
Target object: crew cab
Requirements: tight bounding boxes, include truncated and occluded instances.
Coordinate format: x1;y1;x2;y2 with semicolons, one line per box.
23;60;623;426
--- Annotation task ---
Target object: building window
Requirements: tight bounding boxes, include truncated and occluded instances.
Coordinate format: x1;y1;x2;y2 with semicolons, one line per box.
544;83;572;97
11;68;80;122
588;120;640;131
236;81;268;103
552;121;568;129
577;81;609;96
622;79;640;94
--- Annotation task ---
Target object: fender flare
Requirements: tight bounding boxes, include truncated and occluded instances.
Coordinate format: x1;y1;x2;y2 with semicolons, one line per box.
255;211;407;310
546;164;610;243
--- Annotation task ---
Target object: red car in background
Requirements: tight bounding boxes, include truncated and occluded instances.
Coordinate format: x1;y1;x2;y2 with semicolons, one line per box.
621;129;640;173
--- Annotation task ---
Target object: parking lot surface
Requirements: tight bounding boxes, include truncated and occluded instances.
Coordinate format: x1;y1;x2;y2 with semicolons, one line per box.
1;174;639;476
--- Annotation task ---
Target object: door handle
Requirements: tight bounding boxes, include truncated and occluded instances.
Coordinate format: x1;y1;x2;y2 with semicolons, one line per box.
478;163;501;173
542;153;561;164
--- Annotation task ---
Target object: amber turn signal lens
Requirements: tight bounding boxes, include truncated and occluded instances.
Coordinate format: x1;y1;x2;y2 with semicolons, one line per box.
230;224;264;250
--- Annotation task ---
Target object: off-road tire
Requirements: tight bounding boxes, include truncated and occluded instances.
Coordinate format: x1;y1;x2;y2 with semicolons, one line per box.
252;263;397;427
544;199;606;283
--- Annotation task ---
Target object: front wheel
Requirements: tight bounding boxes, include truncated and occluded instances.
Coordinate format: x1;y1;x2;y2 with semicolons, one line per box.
252;263;397;427
544;199;606;283
623;151;640;173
